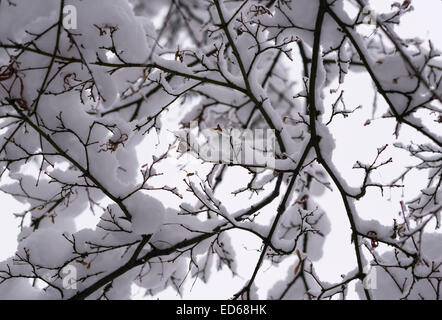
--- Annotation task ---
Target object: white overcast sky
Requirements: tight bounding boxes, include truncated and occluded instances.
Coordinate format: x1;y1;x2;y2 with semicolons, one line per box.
0;0;441;300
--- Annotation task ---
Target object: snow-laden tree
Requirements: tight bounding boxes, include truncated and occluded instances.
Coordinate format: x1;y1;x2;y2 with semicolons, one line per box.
0;0;440;300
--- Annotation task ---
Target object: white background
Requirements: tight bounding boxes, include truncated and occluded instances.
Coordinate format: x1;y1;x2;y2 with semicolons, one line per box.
0;0;441;299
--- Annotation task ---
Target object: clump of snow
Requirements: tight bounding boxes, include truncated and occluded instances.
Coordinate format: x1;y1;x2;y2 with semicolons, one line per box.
18;228;72;268
123;192;165;235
